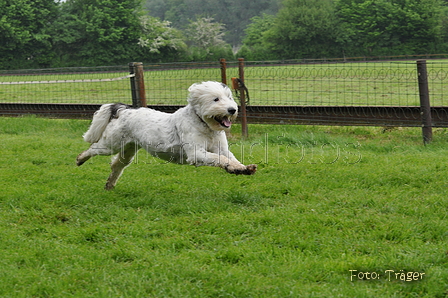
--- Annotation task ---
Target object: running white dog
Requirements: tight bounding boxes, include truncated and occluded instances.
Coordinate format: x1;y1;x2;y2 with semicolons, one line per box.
77;81;257;190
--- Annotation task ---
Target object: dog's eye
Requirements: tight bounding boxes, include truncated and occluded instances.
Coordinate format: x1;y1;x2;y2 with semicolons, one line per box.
214;98;219;102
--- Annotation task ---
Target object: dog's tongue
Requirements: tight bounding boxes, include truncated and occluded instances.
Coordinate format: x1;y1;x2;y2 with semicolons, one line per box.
222;117;232;127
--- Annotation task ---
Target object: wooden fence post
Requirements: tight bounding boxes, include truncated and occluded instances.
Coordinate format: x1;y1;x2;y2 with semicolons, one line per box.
416;60;433;145
128;62;147;108
220;58;227;85
238;58;248;139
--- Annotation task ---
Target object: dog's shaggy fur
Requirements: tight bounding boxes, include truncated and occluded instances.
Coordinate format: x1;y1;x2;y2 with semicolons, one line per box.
77;81;257;190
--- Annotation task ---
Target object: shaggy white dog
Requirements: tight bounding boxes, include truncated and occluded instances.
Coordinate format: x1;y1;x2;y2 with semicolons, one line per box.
77;81;257;190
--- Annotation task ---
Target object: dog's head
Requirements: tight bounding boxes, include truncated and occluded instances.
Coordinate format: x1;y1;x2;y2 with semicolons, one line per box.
188;81;238;131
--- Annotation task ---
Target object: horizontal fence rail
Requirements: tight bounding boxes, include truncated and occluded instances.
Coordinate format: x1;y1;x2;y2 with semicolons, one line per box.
0;74;134;85
2;103;448;128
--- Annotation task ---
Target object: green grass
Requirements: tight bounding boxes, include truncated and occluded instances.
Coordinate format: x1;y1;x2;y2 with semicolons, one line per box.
0;116;447;297
2;60;448;106
0;72;132;104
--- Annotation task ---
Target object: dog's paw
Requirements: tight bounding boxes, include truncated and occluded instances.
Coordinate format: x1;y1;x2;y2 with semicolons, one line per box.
245;164;257;175
76;158;85;167
104;182;115;191
225;164;257;175
76;151;90;166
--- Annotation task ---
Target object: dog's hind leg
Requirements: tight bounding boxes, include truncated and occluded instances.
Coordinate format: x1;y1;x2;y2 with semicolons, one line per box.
105;145;137;190
76;143;117;166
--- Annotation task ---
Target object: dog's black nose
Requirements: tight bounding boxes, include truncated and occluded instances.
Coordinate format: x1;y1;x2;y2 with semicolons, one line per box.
228;108;236;115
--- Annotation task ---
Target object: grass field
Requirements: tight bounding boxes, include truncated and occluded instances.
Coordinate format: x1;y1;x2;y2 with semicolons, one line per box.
0;116;447;297
2;60;448;106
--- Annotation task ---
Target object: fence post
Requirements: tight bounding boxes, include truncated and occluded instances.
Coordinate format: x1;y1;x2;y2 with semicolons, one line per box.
416;60;432;145
238;58;248;139
128;62;147;108
220;58;227;85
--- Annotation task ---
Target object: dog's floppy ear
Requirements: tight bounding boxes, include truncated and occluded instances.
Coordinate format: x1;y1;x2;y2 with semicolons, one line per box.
187;83;200;104
188;82;202;94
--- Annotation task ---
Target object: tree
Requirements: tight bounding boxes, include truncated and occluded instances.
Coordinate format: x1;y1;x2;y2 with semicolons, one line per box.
185;17;227;50
0;0;58;69
336;0;444;56
263;0;345;59
184;17;233;61
438;2;448;52
50;0;144;66
144;0;279;46
137;15;186;58
238;13;277;60
240;0;445;60
49;0;186;66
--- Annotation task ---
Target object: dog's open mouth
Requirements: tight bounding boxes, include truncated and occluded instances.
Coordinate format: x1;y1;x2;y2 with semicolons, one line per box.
214;116;232;128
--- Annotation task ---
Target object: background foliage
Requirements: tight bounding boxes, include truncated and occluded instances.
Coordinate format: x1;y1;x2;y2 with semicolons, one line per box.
144;0;279;46
2;0;448;68
0;0;58;69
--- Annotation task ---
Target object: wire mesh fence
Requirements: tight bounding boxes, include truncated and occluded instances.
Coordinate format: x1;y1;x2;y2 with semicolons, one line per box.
214;59;448;107
140;59;448;109
0;65;131;104
142;62;223;105
238;61;418;106
2;59;448;107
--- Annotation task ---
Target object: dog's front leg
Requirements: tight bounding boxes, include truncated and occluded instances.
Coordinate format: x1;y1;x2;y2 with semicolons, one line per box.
184;145;257;175
219;150;257;175
215;138;257;175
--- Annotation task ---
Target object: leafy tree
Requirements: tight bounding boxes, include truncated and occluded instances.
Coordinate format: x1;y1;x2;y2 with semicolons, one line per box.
336;0;444;56
137;15;186;56
238;13;277;60
438;2;448;52
185;17;227;49
49;0;186;66
240;0;446;60
184;17;233;61
263;0;345;59
0;0;58;69
49;0;144;66
144;0;279;46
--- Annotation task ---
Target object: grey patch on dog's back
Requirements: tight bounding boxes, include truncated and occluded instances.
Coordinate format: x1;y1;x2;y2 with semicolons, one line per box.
220;83;229;89
110;103;131;119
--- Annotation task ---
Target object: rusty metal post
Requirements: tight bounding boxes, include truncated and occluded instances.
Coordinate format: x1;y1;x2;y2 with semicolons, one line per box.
129;62;147;108
416;60;432;145
238;58;248;139
220;58;227;85
129;62;137;107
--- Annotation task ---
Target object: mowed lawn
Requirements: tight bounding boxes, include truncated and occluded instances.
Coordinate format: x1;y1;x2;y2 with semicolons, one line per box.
0;116;447;297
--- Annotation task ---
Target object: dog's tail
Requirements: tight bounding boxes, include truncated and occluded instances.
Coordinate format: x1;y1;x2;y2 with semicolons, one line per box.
83;103;128;143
